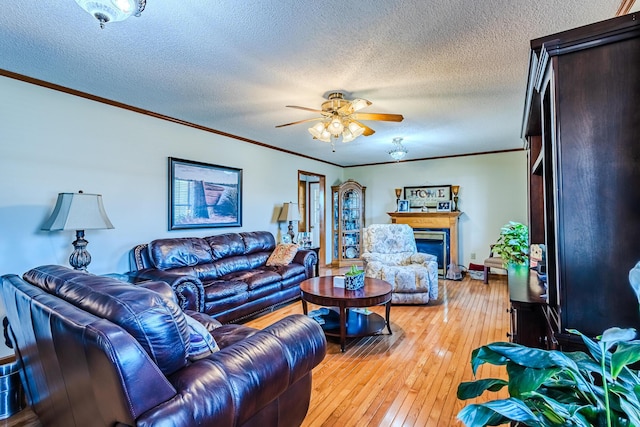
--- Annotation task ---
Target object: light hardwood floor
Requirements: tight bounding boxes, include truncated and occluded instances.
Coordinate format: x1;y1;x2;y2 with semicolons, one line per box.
2;272;509;427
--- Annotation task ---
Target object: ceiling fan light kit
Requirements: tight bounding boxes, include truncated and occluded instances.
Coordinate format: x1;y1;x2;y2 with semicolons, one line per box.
328;116;344;135
75;0;146;28
309;122;332;142
277;92;404;152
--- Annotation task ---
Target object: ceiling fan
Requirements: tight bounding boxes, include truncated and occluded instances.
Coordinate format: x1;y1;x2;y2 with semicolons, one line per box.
275;92;404;147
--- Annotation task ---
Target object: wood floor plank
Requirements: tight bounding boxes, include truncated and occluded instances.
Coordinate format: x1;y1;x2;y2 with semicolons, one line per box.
5;273;510;427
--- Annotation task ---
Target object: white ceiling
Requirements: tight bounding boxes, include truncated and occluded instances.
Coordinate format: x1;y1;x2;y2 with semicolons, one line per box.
1;1;637;166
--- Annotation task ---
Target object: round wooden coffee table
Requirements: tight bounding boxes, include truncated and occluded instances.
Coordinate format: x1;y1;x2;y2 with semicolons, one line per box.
300;276;392;352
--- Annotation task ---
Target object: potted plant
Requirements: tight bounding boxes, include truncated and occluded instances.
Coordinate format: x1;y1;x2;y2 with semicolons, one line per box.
492;221;529;287
344;264;365;290
456;262;640;426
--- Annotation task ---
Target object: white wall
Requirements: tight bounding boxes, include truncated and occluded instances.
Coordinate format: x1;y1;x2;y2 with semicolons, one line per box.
345;151;528;268
0;76;344;356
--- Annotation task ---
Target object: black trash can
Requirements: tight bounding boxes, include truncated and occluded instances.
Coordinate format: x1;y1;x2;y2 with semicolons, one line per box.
0;360;24;419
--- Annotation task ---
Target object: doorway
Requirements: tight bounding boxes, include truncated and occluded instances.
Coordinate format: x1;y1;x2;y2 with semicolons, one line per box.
298;171;326;270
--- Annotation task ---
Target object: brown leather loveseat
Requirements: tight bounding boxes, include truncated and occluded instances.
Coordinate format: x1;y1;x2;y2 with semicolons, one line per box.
129;231;317;323
2;265;326;426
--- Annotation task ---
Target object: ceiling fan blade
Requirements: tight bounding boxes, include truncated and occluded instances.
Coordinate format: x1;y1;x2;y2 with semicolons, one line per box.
352;112;404;122
352;120;375;136
275;117;323;128
285;105;325;114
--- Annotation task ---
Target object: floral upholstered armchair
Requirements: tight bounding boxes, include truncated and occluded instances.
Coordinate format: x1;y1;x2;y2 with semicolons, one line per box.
362;224;439;304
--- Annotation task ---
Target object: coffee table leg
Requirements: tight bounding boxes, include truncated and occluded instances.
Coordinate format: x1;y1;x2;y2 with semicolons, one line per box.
339;304;347;352
385;301;392;335
301;299;308;315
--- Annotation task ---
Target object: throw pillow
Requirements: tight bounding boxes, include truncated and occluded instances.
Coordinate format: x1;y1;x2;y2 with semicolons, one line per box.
185;314;220;361
266;243;299;266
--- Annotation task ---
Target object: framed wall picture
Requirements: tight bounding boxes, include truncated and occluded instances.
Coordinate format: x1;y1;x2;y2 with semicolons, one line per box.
397;199;410;212
436;201;452;212
169;157;242;230
403;185;452;209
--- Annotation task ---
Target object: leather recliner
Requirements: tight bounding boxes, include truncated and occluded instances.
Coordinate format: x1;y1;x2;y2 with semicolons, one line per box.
1;265;326;427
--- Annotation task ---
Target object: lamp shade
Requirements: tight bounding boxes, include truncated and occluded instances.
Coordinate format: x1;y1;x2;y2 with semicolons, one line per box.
42;192;114;231
328;117;344;136
278;202;301;222
347;121;365;138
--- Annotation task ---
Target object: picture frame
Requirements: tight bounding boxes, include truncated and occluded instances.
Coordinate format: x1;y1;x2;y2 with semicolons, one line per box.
436;201;452;212
403;185;452;209
169;157;242;230
397;199;410;212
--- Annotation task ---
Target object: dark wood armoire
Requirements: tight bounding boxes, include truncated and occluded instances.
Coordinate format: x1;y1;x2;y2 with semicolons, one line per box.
520;13;640;349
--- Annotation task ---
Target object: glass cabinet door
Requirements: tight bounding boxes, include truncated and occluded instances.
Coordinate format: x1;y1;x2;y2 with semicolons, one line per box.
341;189;360;259
331;180;366;266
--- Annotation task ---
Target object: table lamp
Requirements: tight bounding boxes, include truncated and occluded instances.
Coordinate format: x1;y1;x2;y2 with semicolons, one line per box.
42;191;114;271
278;202;301;243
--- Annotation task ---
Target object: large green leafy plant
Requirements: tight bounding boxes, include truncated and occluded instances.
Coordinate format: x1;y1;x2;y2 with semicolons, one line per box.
456;262;640;426
493;221;529;266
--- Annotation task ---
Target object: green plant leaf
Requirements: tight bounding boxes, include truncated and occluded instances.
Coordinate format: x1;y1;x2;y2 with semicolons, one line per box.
506;364;563;397
470;345;509;374
618;397;640;427
565;351;601;375
568;329;605;362
457;398;540;427
493;222;529;265
601;328;637;352
527;393;574;424
484;342;579;370
611;340;640;379
457;378;508;400
629;261;640;306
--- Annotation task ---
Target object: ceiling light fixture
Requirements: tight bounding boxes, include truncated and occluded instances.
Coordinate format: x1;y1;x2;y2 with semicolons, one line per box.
75;0;146;28
307;118;366;151
278;92;404;152
388;137;408;161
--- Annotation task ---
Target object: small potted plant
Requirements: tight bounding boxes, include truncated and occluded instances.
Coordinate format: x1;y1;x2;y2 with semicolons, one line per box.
492;221;529;287
344;265;365;290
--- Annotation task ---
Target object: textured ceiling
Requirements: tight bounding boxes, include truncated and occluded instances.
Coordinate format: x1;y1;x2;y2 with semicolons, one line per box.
1;1;636;166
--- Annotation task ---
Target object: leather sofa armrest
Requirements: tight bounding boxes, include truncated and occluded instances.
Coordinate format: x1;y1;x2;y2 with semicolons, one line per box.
130;269;205;312
293;249;318;278
135;315;327;427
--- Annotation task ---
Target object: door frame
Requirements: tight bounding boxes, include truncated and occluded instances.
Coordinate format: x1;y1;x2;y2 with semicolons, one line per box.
298;170;326;270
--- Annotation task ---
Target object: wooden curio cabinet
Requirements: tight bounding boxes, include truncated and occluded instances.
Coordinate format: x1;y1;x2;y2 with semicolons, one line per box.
521;13;640;349
332;180;366;267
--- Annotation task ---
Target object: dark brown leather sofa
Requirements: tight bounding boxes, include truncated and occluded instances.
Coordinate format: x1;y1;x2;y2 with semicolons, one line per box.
2;265;326;427
129;231;317;324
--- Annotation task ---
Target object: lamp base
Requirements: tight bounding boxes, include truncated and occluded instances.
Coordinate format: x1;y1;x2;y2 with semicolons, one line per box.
69;230;91;271
287;221;296;244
